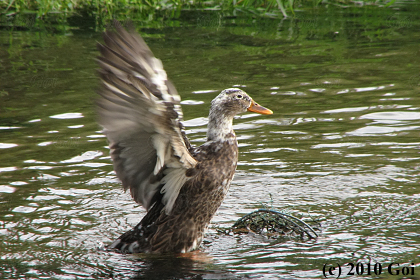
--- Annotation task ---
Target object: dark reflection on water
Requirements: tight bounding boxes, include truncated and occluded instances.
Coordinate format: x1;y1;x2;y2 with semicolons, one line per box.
100;252;237;279
1;4;420;279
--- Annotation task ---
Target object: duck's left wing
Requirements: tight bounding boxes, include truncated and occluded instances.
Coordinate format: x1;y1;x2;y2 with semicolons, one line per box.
96;22;197;214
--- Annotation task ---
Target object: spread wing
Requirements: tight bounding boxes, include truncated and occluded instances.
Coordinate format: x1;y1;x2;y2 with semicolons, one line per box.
96;22;197;214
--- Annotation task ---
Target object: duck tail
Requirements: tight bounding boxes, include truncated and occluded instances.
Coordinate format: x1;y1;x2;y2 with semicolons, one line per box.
108;201;164;253
107;223;145;253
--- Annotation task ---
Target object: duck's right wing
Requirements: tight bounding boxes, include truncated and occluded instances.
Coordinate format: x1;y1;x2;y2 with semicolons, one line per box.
97;22;197;213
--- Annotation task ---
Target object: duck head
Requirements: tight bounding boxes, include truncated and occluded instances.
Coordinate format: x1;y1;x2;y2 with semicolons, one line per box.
207;88;273;141
210;88;273;117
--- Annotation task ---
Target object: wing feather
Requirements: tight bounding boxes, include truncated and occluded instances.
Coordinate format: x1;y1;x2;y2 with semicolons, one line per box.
97;21;196;212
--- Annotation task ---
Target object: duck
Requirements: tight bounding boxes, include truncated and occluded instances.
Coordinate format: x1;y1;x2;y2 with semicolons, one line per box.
96;22;273;254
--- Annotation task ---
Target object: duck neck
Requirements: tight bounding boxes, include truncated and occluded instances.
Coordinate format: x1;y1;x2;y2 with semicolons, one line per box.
207;108;235;142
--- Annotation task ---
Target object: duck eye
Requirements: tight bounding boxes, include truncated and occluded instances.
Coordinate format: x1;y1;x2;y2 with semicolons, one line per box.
236;94;243;99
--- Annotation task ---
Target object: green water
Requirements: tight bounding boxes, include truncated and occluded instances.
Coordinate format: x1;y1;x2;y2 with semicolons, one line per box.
1;4;419;279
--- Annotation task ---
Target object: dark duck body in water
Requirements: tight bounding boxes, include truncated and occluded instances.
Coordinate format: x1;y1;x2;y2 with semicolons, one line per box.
96;23;273;254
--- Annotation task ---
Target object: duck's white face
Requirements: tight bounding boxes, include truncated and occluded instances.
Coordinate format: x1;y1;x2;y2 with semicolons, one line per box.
211;88;273;116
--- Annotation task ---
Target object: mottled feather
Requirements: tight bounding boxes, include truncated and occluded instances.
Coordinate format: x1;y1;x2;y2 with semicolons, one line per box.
97;22;196;211
97;22;272;254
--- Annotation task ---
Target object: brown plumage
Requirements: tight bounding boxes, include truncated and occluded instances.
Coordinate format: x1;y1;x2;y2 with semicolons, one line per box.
97;22;273;253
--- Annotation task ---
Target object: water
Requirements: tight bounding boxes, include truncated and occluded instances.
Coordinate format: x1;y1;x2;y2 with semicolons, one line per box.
1;4;420;279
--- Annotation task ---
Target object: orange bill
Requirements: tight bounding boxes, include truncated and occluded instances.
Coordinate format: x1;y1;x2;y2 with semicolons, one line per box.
247;100;273;115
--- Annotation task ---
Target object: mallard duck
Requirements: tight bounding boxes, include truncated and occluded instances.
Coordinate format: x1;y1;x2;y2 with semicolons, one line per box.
96;23;273;254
